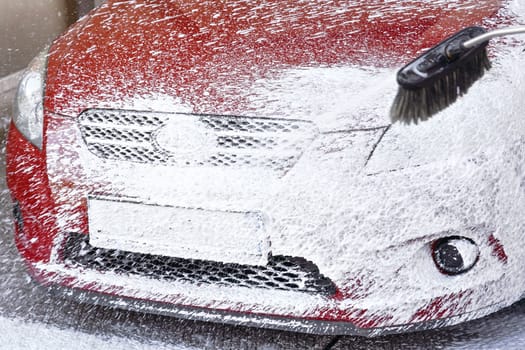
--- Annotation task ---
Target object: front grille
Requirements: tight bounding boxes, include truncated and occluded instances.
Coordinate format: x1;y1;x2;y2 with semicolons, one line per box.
62;233;336;296
78;109;318;175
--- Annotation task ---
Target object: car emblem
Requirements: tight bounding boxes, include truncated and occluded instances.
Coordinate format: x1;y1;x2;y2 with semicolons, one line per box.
154;116;216;158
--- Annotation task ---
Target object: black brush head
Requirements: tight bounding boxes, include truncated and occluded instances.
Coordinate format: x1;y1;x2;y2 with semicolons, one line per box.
390;26;491;124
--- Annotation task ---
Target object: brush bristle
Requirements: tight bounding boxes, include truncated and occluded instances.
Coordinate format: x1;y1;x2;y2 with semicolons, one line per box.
390;48;491;124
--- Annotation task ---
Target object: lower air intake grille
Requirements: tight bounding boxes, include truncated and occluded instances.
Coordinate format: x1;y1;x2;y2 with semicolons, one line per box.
62;233;336;296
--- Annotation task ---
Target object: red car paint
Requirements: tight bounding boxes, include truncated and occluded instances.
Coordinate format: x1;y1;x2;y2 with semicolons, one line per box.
45;0;504;117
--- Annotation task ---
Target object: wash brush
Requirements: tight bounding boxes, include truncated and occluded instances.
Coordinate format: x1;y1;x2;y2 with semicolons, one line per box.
390;26;525;124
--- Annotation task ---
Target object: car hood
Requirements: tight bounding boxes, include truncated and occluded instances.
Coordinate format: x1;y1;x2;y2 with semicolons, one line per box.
44;0;504;131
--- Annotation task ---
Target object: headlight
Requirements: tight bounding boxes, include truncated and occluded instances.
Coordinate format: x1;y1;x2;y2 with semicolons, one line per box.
366;122;472;174
13;47;49;149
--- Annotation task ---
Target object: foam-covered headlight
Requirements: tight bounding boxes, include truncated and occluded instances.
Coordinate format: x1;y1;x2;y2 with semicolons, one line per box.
432;236;479;275
365;122;471;174
13;47;49;149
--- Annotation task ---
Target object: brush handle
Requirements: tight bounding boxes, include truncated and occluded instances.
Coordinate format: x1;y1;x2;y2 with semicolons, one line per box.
463;26;525;48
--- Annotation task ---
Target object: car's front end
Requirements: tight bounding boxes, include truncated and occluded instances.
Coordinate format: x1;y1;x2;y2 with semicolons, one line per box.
7;0;525;336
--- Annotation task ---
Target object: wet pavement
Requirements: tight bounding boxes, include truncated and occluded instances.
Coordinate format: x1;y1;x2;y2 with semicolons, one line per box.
2;76;525;349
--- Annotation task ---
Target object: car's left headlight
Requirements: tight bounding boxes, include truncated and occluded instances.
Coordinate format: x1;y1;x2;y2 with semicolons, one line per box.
13;46;49;149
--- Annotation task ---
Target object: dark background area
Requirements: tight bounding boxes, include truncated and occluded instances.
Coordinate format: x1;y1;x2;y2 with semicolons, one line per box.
0;0;99;78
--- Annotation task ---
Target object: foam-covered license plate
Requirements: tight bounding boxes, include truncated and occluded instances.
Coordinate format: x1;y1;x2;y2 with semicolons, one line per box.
88;197;270;266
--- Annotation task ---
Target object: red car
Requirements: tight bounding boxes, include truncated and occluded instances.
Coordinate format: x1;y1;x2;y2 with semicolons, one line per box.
7;0;525;335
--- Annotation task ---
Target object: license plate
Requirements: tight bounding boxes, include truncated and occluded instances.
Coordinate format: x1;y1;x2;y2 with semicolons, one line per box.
88;197;270;266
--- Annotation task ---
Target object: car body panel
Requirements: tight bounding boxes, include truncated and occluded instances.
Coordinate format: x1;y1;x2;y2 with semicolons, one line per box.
45;0;504;118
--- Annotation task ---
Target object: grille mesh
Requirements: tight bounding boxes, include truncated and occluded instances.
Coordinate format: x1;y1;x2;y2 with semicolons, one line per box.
82;110;165;127
62;233;336;295
81;125;154;143
88;143;170;163
78;109;317;174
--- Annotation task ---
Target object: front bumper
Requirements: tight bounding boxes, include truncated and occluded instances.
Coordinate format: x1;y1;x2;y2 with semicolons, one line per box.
7;109;525;335
46;281;508;336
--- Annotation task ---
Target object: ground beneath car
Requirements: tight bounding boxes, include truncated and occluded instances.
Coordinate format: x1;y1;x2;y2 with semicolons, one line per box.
1;75;525;350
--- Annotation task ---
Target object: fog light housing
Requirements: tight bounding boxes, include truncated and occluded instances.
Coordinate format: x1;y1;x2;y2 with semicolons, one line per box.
432;236;479;275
